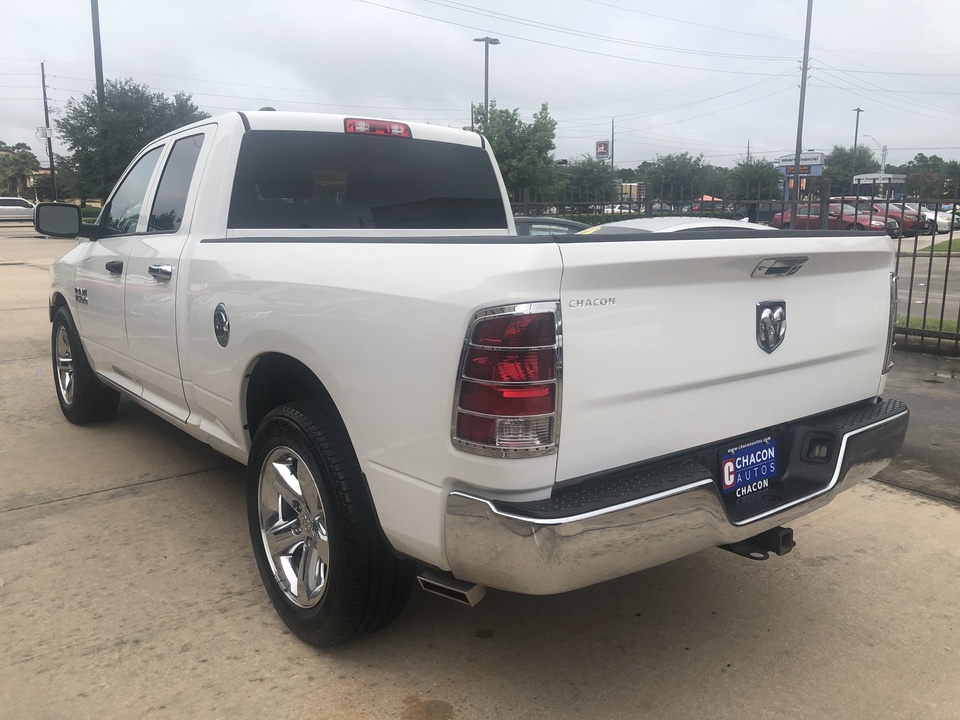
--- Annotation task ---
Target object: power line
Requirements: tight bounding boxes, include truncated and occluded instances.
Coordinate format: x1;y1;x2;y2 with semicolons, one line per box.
415;0;794;60
355;0;794;75
585;0;797;43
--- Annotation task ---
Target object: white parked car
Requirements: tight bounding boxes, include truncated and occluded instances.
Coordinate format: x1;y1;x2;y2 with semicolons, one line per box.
0;197;35;221
904;203;953;234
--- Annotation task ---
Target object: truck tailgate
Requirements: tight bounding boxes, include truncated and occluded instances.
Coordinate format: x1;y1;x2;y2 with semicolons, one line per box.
555;231;895;482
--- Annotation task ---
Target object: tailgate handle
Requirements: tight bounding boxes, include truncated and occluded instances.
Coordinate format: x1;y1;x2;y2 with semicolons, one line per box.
752;256;808;278
148;264;174;282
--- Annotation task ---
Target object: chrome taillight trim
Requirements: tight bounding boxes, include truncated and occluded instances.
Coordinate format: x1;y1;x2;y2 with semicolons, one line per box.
452;301;562;458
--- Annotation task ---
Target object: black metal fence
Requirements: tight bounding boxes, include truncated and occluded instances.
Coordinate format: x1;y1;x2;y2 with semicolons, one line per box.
511;190;960;354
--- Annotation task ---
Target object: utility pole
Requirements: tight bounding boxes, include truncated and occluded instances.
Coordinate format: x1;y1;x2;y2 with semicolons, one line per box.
40;62;58;200
90;0;106;114
791;0;814;213
91;0;107;198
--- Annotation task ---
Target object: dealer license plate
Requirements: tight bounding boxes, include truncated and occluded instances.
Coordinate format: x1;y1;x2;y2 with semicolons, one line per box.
720;436;778;498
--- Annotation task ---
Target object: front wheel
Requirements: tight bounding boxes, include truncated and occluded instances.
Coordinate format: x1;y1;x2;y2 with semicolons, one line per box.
51;306;120;424
845;223;866;231
247;402;413;646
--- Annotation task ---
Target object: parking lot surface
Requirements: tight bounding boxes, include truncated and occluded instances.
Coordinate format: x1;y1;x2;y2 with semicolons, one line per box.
1;223;958;720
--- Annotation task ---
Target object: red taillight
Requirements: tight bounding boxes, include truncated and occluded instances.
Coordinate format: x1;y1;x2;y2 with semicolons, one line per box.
344;118;412;138
471;314;556;347
453;305;560;457
463;348;556;383
459;381;555;416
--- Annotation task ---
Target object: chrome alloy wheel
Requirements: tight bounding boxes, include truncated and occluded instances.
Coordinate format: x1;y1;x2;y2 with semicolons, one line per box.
55;324;75;405
258;447;330;608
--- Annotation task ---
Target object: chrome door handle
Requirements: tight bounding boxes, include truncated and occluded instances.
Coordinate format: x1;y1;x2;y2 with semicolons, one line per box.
148;264;173;282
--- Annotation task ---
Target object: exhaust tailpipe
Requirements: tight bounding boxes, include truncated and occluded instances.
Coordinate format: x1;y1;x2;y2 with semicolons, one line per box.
417;569;486;606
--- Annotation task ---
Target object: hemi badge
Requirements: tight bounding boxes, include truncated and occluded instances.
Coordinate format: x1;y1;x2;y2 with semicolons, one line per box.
751;257;809;278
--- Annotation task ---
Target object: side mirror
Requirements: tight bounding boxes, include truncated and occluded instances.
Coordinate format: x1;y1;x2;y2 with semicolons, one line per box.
828;211;839;218
35;203;82;238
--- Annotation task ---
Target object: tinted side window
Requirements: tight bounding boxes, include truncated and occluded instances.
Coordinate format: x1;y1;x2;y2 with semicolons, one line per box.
228;131;507;230
101;147;163;235
148;134;204;233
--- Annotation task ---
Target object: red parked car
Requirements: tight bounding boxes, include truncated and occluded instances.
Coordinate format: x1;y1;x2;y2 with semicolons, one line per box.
829;197;925;236
771;203;896;235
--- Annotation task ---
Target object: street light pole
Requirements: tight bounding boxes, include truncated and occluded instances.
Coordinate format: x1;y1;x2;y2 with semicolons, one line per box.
473;36;500;125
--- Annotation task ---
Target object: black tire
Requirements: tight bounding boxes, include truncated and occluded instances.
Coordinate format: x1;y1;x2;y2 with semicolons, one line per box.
246;402;413;647
51;305;121;424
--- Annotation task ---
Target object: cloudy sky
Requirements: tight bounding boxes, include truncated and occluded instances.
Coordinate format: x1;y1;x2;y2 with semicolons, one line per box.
4;0;960;172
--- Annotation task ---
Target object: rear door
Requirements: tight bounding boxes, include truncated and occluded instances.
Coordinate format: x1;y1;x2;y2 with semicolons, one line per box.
124;128;212;422
554;231;895;482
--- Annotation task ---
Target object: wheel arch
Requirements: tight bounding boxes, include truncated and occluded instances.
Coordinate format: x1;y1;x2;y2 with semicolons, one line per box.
243;352;346;449
242;352;406;566
50;291;69;323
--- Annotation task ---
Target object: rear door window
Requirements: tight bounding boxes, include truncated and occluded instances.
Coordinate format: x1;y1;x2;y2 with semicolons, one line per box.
148;133;205;233
228;131;507;230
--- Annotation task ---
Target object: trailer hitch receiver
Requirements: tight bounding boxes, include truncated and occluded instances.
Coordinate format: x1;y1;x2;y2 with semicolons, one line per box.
721;526;795;561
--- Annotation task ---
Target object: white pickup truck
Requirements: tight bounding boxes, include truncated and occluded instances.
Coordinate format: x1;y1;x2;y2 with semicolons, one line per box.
36;111;909;646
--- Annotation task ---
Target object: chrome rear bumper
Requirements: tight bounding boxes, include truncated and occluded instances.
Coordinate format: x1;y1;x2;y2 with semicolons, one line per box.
444;399;908;595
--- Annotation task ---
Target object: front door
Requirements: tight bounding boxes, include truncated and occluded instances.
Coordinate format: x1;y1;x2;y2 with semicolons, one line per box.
74;146;164;395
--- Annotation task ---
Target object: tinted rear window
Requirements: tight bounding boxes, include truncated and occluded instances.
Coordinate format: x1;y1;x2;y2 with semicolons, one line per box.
228;130;507;230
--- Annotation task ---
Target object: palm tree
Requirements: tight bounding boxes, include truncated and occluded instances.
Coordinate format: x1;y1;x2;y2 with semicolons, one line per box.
0;149;40;197
727;157;783;222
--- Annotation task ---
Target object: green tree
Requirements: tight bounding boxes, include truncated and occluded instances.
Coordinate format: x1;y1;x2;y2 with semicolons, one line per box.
54;153;100;206
637;152;726;204
558;154;618;200
822;145;880;195
0;145;40;197
470;101;557;199
897;154;947;198
942;160;960;196
32;172;57;202
725;157;783;222
727;157;781;200
57;78;208;199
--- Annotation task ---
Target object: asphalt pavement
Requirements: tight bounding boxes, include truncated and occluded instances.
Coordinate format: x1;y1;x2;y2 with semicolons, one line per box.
1;222;958;720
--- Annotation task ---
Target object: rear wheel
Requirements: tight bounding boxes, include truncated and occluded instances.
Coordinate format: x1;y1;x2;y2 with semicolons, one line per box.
247;402;413;646
51;306;120;424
